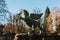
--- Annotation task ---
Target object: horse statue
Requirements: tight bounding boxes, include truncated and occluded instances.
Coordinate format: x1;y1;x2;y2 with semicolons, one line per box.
16;9;43;32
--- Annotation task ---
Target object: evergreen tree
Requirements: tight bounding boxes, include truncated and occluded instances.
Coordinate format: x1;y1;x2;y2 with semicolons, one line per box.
43;6;50;33
44;6;50;18
0;0;12;24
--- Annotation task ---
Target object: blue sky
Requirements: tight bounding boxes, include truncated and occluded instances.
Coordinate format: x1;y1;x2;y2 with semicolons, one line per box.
6;0;60;15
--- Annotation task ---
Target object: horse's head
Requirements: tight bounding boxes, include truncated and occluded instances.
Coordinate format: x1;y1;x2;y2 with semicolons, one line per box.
19;9;29;19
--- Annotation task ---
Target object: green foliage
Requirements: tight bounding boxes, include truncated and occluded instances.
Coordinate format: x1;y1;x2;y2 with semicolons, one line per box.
56;25;60;33
44;6;50;18
43;6;50;32
44;6;50;24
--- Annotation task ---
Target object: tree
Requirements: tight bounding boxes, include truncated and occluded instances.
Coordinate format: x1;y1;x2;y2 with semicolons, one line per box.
43;6;50;33
44;6;50;18
55;16;60;33
0;0;12;24
33;8;41;14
